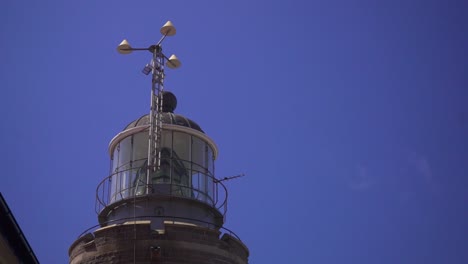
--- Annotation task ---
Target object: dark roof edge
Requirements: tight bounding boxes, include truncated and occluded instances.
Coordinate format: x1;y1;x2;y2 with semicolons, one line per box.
0;193;40;264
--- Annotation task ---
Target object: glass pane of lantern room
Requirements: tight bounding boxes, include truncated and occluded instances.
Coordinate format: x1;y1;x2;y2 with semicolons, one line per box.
110;147;120;203
172;132;190;196
132;132;148;166
118;137;132;199
172;132;190;179
192;137;207;202
131;132;148;196
207;145;214;204
112;146;119;173
207;146;214;176
192;137;206;172
160;130;173;183
161;130;172;149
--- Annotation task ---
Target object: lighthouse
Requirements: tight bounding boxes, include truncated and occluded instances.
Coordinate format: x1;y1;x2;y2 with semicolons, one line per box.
68;21;249;264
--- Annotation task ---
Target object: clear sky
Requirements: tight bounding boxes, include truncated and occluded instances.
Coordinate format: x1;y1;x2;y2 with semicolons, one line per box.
1;1;467;263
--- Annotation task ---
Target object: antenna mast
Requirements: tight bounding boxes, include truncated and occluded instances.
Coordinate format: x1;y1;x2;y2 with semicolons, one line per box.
147;44;165;190
116;21;181;192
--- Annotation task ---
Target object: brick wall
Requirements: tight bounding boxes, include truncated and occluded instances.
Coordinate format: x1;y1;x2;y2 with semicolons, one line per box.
69;221;249;264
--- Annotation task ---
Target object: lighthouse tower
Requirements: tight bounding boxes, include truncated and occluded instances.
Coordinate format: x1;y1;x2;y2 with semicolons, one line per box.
68;21;249;264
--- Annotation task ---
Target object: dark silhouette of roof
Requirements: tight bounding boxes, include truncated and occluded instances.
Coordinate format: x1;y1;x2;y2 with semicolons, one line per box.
0;193;40;264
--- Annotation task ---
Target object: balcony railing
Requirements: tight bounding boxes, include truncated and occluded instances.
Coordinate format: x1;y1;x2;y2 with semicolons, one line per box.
95;166;228;219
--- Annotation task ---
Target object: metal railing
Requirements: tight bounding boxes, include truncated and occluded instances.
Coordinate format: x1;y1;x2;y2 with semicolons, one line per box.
95;165;228;219
77;215;242;241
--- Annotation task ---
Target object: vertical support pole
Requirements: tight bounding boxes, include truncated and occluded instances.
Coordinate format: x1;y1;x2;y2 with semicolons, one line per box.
147;45;165;195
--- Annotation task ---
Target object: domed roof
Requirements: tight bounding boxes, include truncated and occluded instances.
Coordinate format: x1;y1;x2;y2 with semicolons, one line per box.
124;113;203;133
123;91;204;133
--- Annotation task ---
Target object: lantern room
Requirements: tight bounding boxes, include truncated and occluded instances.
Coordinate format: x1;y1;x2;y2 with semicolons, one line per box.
95;92;225;228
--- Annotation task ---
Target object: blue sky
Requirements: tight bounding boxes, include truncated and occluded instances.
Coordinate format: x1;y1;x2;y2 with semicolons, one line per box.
1;1;467;263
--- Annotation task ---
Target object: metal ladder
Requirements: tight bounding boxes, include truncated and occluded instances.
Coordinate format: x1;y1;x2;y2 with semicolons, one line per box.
147;45;165;194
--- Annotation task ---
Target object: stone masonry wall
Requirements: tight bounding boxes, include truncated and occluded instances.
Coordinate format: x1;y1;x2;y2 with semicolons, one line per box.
69;221;249;264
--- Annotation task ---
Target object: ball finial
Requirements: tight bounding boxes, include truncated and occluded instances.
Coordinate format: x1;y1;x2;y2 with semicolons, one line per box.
162;91;177;113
